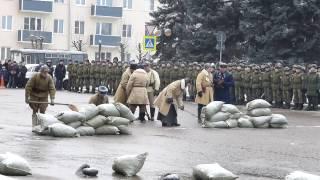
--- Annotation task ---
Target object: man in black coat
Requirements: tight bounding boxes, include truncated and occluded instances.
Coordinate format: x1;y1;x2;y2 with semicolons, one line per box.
54;60;66;90
214;62;235;104
46;60;54;77
17;63;28;88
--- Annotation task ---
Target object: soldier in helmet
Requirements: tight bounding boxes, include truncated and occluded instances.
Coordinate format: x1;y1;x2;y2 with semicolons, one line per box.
71;61;78;92
281;67;292;109
261;64;272;104
271;63;283;108
233;65;242;105
76;62;84;93
251;65;262;100
89;60;96;93
292;65;304;110
243;66;252;102
83;60;91;93
94;61;101;91
66;60;74;91
305;64;320;111
89;86;109;106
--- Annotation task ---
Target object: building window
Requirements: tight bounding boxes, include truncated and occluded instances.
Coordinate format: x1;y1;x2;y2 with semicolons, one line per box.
97;0;112;6
144;0;154;11
122;24;132;38
54;19;64;33
54;0;64;3
75;21;84;34
96;23;112;35
95;52;112;61
76;0;85;5
123;0;132;9
2;16;12;30
0;47;10;60
24;17;41;31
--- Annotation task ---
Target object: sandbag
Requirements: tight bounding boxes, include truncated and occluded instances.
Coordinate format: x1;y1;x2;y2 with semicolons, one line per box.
246;99;272;111
192;163;238;180
112;152;148;176
230;113;241;120
270;114;288;125
48;123;78;137
34;113;62;134
79;104;100;121
226;119;238;128
98;104;120;117
238;117;254;128
203;121;229;128
247;108;272;117
118;125;132;135
114;103;136;122
205;101;225;119
106;117;131;127
209;112;230;122
221;104;240;114
85;115;108;129
55;111;85;124
0;152;32;176
162;174;180;180
76;126;95;136
250;116;272;128
0;175;18;180
95;125;120;135
285;171;320;180
67;121;82;129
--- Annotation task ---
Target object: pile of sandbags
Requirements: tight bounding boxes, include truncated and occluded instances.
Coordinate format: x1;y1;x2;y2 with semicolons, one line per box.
33;103;134;137
202;101;241;128
244;99;288;128
0;152;32;176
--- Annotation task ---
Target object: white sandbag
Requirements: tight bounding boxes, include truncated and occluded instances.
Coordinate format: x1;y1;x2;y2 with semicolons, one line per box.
95;125;120;135
246;99;272;111
118;125;132;135
106;116;131;127
230;113;242;120
76;126;95;136
79;104;100;121
98;104;120;117
226;119;238;128
203;121;229;128
238;117;254;128
205;101;225;119
247;108;272;117
114;103;136;121
0;152;32;176
48;123;78;137
270;114;288;125
285;171;320;180
221;104;240;114
67;121;82;129
55;111;85;124
112;152;148;176
209;112;230;122
250;116;272;128
85;115;108;129
34;113;62;134
192;163;238;180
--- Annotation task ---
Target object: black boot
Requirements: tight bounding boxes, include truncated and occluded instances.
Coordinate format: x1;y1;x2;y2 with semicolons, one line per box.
139;112;146;123
150;107;155;121
197;105;203;123
298;103;304;110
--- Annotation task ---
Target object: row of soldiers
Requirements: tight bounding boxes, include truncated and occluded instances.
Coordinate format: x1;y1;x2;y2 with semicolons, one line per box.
230;63;320;111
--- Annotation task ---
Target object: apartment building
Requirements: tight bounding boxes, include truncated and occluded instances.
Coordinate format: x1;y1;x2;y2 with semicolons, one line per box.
0;0;158;62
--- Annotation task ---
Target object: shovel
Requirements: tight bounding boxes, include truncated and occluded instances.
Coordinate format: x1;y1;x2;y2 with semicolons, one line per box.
28;101;79;112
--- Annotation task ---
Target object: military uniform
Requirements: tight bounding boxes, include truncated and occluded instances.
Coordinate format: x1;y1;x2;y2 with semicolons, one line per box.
251;67;262;99
233;67;243;104
89;93;109;106
305;65;320;111
84;61;91;93
76;63;84;92
271;66;282;108
261;67;272;103
66;62;73;91
292;66;304;110
89;61;96;93
281;67;292;109
243;67;252;102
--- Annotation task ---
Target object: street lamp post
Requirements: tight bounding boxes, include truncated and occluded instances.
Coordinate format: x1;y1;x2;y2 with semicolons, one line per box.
98;40;102;61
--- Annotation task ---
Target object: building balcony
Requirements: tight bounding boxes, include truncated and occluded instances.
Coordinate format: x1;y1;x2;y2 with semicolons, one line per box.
18;30;53;44
91;5;122;18
90;34;121;47
19;0;53;13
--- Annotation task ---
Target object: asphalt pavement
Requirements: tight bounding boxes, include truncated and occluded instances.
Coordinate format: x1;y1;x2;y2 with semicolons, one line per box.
0;89;319;180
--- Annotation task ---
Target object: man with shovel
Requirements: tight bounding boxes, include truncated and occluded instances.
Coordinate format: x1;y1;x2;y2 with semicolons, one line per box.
25;65;56;129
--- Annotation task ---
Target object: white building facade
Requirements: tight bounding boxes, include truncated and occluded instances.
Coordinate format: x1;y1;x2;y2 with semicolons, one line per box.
0;0;158;62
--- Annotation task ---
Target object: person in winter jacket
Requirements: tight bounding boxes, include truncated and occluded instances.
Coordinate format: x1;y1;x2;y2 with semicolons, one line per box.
54;60;66;90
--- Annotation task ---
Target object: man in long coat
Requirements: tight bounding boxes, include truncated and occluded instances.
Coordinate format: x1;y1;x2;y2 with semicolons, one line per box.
214;63;234;104
25;65;56;129
114;63;137;104
126;65;149;122
154;78;189;127
195;63;214;123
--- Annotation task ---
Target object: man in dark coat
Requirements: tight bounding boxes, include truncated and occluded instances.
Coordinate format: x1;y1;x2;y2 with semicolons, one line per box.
214;63;234;104
0;66;9;86
46;60;54;77
7;61;18;88
54;60;66;90
17;63;27;88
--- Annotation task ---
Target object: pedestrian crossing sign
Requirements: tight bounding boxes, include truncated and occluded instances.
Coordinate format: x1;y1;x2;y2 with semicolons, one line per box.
144;36;157;51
